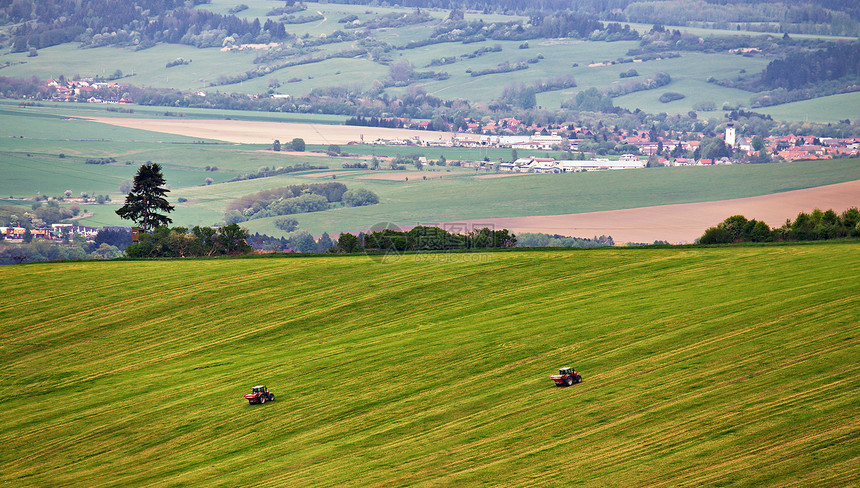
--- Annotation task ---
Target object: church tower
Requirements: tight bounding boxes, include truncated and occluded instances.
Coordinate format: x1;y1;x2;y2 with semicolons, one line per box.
725;122;736;147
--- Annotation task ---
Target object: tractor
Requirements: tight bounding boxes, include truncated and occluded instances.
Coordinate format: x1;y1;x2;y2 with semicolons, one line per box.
550;366;582;387
244;385;275;405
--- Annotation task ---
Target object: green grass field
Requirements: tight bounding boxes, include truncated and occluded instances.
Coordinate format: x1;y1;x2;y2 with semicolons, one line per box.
0;243;857;486
757;92;860;124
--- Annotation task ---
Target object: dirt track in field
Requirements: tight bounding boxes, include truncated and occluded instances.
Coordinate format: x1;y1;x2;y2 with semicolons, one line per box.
83;117;453;145
428;180;860;244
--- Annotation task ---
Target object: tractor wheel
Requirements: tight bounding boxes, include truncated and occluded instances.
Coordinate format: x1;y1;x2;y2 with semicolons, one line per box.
269;393;275;402
565;377;573;386
248;400;254;405
260;395;266;404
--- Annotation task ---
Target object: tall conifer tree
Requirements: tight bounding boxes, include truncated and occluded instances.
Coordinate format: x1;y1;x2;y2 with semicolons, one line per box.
116;163;174;231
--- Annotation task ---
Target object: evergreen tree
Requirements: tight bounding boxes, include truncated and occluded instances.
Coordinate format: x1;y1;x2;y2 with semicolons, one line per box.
116;163;174;232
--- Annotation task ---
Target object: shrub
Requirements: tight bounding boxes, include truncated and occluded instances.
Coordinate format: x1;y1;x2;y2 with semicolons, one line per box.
342;188;380;207
659;92;685;103
273;216;299;232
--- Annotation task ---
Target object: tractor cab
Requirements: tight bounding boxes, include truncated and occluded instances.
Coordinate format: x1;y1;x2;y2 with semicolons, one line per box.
244;385;274;405
550;366;582;386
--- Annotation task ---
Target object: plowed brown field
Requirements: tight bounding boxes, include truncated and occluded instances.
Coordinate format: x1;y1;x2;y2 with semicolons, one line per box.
429;180;860;244
84;117;453;145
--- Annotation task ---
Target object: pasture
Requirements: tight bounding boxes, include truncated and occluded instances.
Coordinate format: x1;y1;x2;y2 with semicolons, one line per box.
757;92;860;124
0;243;857;485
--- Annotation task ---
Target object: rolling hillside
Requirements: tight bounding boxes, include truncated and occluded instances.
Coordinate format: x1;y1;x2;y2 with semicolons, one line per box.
0;243;857;486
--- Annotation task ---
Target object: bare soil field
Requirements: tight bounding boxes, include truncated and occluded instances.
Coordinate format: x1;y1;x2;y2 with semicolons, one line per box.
84;117;453;145
429;180;860;244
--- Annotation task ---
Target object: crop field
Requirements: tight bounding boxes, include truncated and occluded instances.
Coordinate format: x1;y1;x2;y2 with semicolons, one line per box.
0;243;857;486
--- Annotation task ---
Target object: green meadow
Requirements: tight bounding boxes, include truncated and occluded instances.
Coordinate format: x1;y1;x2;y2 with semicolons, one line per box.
0;243;857;486
757;92;860;124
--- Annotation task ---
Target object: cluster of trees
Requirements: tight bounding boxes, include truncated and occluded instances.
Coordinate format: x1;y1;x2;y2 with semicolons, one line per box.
280;13;324;25
247;225;516;254
605;72;671;98
760;41;860;91
125;224;252;258
5;0;294;52
619;68;639;78
2;201;81;229
699;208;860;244
228;163;323;183
659;92;685;103
693;136;733;161
272;138;305;152
247;230;335;253
404;11;635;50
469;61;529;78
335;226;517;253
165;57;191;68
268;3;307;17
224;183;379;223
621;0;859;36
562;88;618;113
493;74;578;109
714;41;860;99
346;116;405;128
516;233;614;248
344;9;433;29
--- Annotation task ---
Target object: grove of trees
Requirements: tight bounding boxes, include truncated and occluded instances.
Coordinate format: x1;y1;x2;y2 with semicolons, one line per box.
335;225;517;253
699;208;860;244
224;183;380;223
124;224;252;258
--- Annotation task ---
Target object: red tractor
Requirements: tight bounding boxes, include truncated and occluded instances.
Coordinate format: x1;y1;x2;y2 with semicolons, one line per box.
550;366;582;387
244;385;275;405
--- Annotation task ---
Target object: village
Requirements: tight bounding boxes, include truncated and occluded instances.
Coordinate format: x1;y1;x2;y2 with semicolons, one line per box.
41;77;859;168
0;224;100;242
366;121;859;168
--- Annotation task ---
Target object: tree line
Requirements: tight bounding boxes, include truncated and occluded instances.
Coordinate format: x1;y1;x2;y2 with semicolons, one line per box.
699;208;860;244
5;0;294;52
515;233;614;248
335;226;517;253
124;224;252;258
